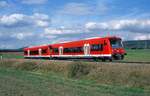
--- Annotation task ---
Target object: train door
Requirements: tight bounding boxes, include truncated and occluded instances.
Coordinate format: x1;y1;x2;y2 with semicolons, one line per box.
49;46;53;56
84;44;90;55
39;48;42;56
27;50;30;56
59;46;63;55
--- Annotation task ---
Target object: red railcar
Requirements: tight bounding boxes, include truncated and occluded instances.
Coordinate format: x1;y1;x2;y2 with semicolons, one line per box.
24;36;126;61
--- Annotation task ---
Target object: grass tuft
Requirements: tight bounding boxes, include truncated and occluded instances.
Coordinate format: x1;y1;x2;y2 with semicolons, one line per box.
14;61;38;71
67;62;91;78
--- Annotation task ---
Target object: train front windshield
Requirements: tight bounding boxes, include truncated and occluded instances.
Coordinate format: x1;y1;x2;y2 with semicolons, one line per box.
110;39;123;48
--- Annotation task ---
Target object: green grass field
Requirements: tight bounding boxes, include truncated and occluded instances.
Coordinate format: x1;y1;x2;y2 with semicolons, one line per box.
0;59;150;96
0;49;150;96
0;67;149;96
0;52;24;59
123;49;150;62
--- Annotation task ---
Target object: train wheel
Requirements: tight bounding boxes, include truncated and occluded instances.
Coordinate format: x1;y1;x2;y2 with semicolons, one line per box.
121;55;124;60
109;58;112;62
94;58;100;62
114;54;122;60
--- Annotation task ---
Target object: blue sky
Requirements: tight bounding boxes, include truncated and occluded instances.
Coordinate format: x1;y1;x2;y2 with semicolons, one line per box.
0;0;150;49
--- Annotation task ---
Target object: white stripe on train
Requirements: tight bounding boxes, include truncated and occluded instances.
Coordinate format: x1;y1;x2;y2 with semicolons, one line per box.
24;54;112;58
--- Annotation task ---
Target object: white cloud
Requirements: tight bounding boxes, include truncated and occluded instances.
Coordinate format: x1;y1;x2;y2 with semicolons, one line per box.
32;13;50;27
44;19;150;36
134;33;150;40
0;13;50;27
32;13;49;20
0;13;51;49
58;2;93;15
0;1;9;7
58;2;109;16
11;33;34;40
85;19;150;33
44;27;83;35
36;20;49;27
21;0;47;5
44;28;64;34
0;14;24;26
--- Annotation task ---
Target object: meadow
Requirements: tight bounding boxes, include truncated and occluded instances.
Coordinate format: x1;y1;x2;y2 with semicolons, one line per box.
0;49;150;96
0;52;24;59
123;49;150;62
0;58;150;96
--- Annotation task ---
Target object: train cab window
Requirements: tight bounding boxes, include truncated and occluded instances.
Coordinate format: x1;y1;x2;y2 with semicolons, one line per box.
91;44;103;51
53;48;59;53
110;39;123;48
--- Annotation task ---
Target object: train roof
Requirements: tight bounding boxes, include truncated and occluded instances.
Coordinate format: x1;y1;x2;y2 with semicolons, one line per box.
49;36;121;46
24;44;49;50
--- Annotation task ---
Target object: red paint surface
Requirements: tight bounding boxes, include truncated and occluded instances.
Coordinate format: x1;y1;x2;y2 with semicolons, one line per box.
24;36;126;58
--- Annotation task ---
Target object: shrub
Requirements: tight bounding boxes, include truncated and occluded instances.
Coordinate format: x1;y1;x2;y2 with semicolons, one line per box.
67;62;91;78
14;61;38;71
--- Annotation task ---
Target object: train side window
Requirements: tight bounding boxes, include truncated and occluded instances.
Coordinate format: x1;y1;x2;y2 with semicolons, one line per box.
77;47;83;52
53;48;59;53
64;48;69;53
91;44;103;51
30;50;39;55
64;47;83;53
42;49;47;54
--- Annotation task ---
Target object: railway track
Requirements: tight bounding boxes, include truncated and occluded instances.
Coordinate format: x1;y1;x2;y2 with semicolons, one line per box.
112;61;150;64
56;58;150;64
2;58;150;65
90;60;150;64
47;59;150;65
71;59;150;64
